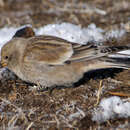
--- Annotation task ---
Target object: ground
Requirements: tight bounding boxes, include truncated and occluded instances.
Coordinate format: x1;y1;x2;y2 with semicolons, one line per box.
0;0;130;129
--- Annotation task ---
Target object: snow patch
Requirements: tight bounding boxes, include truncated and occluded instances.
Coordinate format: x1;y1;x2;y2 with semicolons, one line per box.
36;23;105;44
92;96;130;123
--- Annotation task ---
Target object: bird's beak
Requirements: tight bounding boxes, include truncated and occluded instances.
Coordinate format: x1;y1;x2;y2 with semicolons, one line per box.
0;62;7;67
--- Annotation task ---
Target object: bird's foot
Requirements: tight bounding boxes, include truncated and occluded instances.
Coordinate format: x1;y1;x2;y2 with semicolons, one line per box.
28;82;50;92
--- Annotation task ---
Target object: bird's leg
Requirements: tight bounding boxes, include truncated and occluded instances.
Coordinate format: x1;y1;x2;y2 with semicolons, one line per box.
28;82;57;94
36;82;44;91
28;82;44;91
36;83;56;95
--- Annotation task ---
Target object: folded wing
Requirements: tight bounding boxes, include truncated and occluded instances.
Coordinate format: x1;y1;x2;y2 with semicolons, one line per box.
70;43;130;62
23;35;130;66
23;36;73;65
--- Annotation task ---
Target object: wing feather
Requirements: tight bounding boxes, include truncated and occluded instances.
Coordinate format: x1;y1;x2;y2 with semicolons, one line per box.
24;36;73;65
70;44;130;62
23;35;130;65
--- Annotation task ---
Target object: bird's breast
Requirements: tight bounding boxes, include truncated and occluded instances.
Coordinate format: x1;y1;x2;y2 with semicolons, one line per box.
17;62;85;87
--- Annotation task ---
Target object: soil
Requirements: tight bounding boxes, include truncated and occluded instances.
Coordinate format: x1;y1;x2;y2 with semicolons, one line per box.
0;0;130;129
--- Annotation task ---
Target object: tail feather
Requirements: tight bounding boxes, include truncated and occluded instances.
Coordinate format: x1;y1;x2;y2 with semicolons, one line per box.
71;44;130;63
100;56;130;69
83;56;130;73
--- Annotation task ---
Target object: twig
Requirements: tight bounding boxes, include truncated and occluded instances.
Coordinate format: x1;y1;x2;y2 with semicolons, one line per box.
108;92;130;97
26;122;34;130
94;80;103;106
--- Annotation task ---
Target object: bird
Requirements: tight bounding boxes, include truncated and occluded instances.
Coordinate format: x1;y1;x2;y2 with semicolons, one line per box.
0;35;130;90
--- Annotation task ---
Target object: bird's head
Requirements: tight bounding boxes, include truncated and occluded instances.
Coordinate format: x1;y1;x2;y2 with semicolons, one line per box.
0;38;26;69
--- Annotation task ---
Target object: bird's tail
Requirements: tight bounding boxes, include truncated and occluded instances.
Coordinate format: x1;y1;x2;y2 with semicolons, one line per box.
84;46;130;70
99;56;130;70
83;53;130;72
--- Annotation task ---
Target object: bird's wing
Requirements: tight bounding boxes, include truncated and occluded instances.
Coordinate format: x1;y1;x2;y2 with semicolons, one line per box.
23;35;130;65
70;43;130;62
23;36;73;65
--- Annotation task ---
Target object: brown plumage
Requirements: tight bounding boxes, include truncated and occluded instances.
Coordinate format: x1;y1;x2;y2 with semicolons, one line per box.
13;26;35;38
1;35;130;90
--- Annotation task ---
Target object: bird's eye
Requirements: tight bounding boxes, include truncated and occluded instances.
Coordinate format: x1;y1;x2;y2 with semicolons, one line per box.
5;56;8;59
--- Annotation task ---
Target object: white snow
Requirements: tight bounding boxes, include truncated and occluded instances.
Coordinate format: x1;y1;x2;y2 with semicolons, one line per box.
36;23;105;44
0;27;17;49
92;96;130;123
105;29;126;40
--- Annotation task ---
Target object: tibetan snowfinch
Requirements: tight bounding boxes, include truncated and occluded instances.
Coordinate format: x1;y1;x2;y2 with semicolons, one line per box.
1;35;130;90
